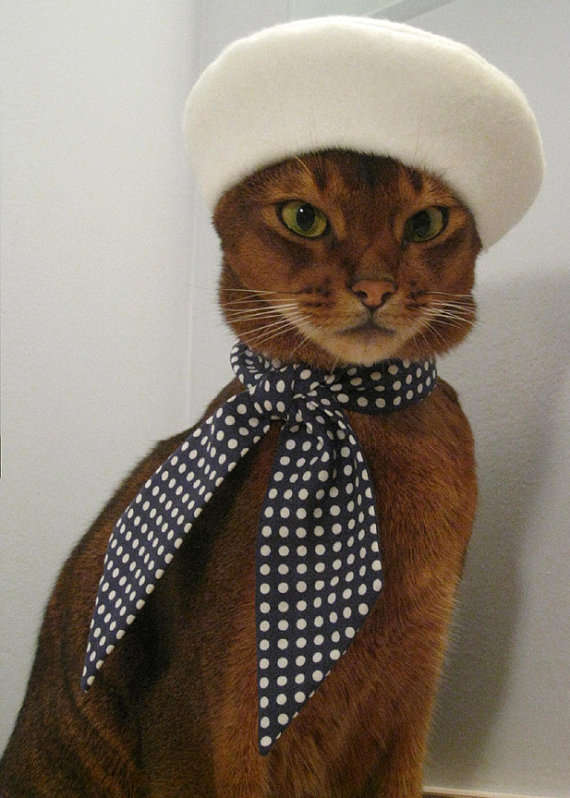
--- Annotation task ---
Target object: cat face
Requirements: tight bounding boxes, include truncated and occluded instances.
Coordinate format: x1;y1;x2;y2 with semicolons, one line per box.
213;150;481;368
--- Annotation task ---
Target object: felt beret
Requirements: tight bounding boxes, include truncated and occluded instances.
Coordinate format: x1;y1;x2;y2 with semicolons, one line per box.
183;16;544;249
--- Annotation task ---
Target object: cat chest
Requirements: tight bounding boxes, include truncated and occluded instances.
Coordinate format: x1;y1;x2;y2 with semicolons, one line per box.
138;395;475;790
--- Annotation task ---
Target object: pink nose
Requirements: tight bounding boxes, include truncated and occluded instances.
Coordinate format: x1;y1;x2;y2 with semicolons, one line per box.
351;279;396;309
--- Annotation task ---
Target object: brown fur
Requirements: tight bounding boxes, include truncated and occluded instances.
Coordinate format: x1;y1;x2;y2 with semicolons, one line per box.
0;151;480;797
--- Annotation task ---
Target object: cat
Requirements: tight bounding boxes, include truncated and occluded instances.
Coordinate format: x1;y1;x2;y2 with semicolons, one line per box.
0;149;480;797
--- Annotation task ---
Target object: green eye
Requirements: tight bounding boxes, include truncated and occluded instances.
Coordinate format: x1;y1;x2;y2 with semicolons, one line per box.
404;206;448;243
279;201;329;238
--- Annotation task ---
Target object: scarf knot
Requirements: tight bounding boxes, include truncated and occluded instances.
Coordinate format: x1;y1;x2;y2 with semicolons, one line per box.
233;342;436;420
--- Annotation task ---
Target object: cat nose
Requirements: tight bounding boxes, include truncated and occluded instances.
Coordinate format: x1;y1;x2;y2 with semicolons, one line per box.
350;279;396;309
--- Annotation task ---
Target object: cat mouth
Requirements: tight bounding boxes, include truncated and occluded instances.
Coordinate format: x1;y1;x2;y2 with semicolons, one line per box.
337;319;396;337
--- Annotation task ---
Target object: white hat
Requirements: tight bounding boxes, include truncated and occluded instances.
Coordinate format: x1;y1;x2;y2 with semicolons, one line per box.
183;16;544;249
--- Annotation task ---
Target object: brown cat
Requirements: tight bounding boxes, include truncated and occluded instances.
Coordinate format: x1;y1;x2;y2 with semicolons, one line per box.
0;150;479;797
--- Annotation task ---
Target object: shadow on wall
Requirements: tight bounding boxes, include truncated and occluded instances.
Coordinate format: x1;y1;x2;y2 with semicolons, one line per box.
425;267;570;784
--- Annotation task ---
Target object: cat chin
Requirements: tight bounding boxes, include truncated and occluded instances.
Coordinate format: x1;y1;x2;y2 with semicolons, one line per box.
311;330;412;367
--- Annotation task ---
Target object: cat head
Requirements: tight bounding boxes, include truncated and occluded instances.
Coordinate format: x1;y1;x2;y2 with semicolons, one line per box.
213;149;481;368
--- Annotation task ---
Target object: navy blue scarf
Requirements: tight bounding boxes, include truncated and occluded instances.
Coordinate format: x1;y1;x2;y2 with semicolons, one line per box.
83;342;436;753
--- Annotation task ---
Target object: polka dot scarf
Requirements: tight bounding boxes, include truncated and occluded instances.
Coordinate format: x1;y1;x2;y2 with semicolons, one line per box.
82;341;437;753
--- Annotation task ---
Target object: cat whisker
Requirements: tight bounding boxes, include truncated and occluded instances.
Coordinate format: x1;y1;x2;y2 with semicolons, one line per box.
327;355;341;373
425;291;474;299
420;308;477;335
288;324;312;358
225;301;298;311
249;321;305;350
427;318;465;331
225;304;299;320
244;314;302;336
416;328;435;357
420;314;471;331
420;319;448;345
294;156;316;182
431;311;475;326
219;287;299;296
222;294;288;304
421;306;475;323
422;306;472;318
425;296;474;305
427;301;475;314
246;313;305;347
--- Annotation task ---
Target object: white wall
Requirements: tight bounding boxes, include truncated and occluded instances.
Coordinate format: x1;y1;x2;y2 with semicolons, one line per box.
2;1;568;795
1;0;198;748
406;2;570;794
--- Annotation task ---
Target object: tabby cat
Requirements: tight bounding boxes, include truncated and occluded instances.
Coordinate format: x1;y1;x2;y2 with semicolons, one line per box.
0;150;479;797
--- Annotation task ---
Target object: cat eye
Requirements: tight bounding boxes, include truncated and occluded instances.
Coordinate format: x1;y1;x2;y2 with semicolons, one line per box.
404;206;448;243
278;201;329;238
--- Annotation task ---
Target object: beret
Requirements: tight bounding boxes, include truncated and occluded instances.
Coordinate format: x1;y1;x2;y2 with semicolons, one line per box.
183;16;544;249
